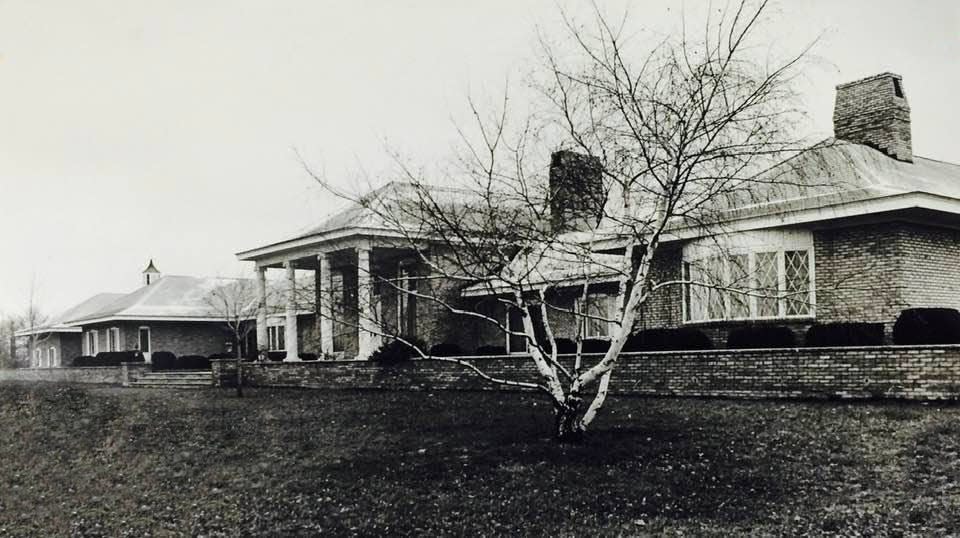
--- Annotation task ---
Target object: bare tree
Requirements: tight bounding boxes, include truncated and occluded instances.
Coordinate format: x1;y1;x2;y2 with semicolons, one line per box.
16;275;52;368
308;1;833;440
202;277;259;360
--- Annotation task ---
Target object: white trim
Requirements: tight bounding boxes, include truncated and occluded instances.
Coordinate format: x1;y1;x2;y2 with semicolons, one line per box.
14;325;81;337
48;346;57;368
85;329;99;355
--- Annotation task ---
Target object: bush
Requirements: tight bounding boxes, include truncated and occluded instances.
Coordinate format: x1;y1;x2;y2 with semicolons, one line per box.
474;345;507;356
369;338;425;366
207;353;234;360
893;308;960;345
299;353;318;361
726;325;796;349
70;355;95;367
428;342;463;357
267;351;286;362
151;351;178;370
176;355;211;370
91;351;144;367
622;328;713;352
805;322;885;347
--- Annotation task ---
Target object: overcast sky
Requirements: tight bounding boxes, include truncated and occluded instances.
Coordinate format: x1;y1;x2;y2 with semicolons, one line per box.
1;0;957;316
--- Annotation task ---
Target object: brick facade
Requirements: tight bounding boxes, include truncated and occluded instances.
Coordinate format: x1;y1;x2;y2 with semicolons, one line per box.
213;344;960;401
79;320;232;359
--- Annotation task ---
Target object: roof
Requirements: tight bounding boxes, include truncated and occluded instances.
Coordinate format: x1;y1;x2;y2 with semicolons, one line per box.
237;181;512;261
70;275;256;324
14;292;126;336
142;259;160;274
462;243;623;297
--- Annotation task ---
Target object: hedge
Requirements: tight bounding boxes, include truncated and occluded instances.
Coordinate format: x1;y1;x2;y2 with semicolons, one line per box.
893;308;960;345
726;325;796;349
805;322;884;347
370;338;425;366
151;351;178;370
429;343;464;357
622;328;713;352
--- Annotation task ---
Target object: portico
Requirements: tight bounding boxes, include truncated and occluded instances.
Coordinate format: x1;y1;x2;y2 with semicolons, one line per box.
240;233;421;361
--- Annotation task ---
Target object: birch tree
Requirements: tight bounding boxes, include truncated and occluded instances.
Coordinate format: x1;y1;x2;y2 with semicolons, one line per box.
309;0;832;440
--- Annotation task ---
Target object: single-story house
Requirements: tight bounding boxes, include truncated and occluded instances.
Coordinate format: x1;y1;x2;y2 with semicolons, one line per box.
16;261;316;367
236;72;960;358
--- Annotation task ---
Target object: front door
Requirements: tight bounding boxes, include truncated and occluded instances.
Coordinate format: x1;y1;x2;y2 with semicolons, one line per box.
138;327;152;363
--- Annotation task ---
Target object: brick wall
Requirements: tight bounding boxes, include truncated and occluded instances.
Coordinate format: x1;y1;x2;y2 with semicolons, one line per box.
0;366;125;384
81;321;232;358
216;345;960;401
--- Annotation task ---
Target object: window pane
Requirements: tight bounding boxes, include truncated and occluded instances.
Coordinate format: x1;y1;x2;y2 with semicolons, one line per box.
706;257;725;320
585;294;611;337
728;254;749;319
755;252;779;317
508;307;526;353
784;250;810;316
687;262;708;321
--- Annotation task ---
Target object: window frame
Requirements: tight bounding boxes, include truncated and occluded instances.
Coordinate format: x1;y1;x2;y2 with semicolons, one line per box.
682;246;816;323
137;326;151;353
85;330;99;355
575;293;616;339
107;327;121;352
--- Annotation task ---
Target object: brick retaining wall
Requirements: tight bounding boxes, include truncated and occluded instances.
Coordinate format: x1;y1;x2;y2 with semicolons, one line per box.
213;345;960;401
0;366;126;385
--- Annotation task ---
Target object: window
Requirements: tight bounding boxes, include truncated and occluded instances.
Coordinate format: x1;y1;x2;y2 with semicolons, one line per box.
34;348;42;367
683;247;814;322
138;327;151;353
506;306;527;353
107;327;120;352
577;293;616;338
85;330;99;355
267;325;285;351
48;347;57;367
397;263;417;338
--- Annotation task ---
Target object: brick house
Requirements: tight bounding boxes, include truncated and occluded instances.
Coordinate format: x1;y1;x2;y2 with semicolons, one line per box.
238;72;960;358
15;261;314;366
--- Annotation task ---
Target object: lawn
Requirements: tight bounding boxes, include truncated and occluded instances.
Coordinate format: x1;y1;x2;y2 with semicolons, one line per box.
0;383;959;537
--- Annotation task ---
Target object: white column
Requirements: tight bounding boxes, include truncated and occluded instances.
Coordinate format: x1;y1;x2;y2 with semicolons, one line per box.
256;266;268;356
318;252;334;355
356;245;377;360
284;261;300;361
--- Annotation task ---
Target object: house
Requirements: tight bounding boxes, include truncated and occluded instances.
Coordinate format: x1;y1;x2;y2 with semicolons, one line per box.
237;72;960;357
15;261;315;367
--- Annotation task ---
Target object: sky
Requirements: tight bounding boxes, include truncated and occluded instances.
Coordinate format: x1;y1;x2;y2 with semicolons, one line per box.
0;0;957;316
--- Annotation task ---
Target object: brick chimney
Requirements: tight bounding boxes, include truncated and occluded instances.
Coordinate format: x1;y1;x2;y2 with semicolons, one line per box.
833;72;912;162
549;150;605;233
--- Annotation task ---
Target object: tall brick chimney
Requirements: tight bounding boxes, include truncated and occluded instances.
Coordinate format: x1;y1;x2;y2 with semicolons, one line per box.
833;72;912;162
549;150;605;233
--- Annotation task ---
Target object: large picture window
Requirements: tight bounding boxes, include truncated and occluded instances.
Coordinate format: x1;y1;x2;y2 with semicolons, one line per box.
683;248;813;322
576;293;616;338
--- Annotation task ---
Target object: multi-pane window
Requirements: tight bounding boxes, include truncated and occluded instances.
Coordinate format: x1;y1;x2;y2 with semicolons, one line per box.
85;330;99;355
683;248;813;322
267;325;285;351
107;327;120;352
577;293;616;338
397;264;417;338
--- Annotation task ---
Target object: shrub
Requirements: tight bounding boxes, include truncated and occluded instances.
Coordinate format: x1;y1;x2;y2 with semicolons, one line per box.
151;351;178;370
71;355;95;367
176;355;211;370
429;342;463;357
622;328;713;352
805;322;885;347
893;308;960;345
92;351;144;367
267;351;286;362
474;345;507;356
299;353;318;361
726;325;796;349
369;338;425;366
207;353;234;360
580;338;611;354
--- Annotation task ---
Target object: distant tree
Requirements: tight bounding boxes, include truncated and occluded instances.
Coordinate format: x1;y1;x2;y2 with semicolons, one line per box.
16;275;51;368
202;277;259;360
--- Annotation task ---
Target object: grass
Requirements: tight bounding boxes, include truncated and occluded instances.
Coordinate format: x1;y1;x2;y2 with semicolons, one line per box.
1;383;959;536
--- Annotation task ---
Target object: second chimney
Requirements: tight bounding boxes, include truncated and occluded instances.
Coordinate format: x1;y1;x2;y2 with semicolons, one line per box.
549;150;605;233
833;72;912;162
